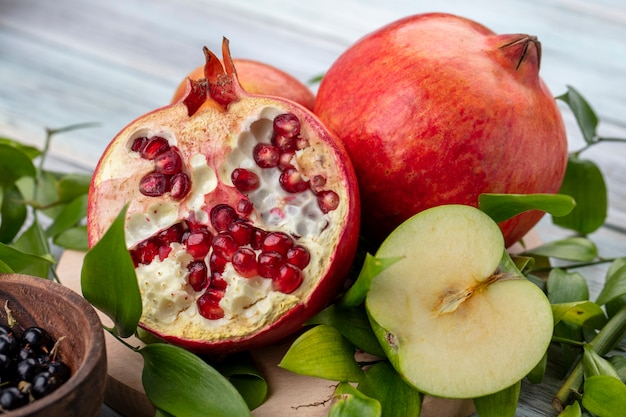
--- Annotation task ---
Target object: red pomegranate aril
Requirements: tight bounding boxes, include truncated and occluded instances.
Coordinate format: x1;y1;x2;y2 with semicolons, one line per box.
139;172;170;197
257;251;285;279
273;113;301;138
228;220;252;246
295;135;310;150
231;168;260;192
197;289;225;320
286;245;311;269
187;260;209;291
317;190;340;214
253;143;281;168
309;175;327;193
250;227;269;250
232;248;258;278
262;231;294;255
131;136;149;153
140;136;170;160
158;245;172;261
157;223;186;246
212;232;238;261
278;150;295;171
279;166;309;193
273;263;303;294
154;149;183;175
133;238;159;265
210;274;228;291
236;198;253;217
211;204;238;232
186;229;213;259
209;252;227;274
170;172;191;200
272;134;296;152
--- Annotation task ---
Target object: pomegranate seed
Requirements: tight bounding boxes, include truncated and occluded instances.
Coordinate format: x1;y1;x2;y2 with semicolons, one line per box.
232;248;258;278
132;238;159;265
228;220;252;246
309;175;327;193
212;232;238;261
157;223;186;246
140;136;170;160
273;264;303;294
262;231;294;255
158;245;172;261
272;134;296;152
187;260;208;291
210;274;228;291
273;113;301;138
253;143;281;168
295;136;310;150
257;251;285;279
154;149;183;175
197;289;225;320
236;198;253;217
279;166;309;193
286;245;311;269
130;136;149;153
278;150;295;171
209;252;227;274
170;172;191;200
317;190;340;213
231;168;260;192
250;227;269;250
211;204;238;232
186;229;213;259
139;172;170;197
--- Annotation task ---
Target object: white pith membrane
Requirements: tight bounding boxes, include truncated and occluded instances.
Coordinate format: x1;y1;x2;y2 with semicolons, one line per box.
92;101;349;343
366;205;554;398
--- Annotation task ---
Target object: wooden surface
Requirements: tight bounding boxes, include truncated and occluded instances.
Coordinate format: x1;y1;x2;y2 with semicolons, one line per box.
1;0;625;416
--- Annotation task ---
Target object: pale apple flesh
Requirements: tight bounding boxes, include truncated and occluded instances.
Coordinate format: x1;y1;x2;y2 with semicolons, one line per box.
365;204;553;399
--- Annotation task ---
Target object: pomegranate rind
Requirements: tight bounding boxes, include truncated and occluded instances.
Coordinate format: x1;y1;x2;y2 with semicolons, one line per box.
87;42;360;354
314;13;568;247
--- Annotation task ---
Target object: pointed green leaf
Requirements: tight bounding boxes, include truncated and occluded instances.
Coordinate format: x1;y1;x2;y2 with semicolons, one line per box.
551;301;607;328
308;305;385;357
53;225;88;251
523;237;597;262
56;173;92;203
330;382;381;417
473;381;521;417
547;268;589;304
0;137;41;160
582;345;621;379
557;401;582;417
0;242;53;277
140;343;251;417
339;254;403;308
45;194;87;238
478;193;575;223
608;356;626;383
556;86;598;144
553;157;607;234
213;352;267;410
596;261;626;306
581;375;626;416
0;259;14;273
0;185;27;243
81;205;142;338
357;362;421;417
279;325;364;382
154;409;175;417
12;220;52;278
0;144;36;186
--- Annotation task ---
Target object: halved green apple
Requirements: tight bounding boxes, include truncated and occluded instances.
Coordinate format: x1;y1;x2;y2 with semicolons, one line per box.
365;204;553;399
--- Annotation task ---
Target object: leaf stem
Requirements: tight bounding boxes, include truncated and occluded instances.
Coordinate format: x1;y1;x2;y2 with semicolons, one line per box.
572;136;626;158
529;257;616;274
552;305;626;411
102;325;142;352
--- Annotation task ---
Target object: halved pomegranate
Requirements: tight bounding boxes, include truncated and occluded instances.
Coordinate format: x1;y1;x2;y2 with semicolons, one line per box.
87;39;360;354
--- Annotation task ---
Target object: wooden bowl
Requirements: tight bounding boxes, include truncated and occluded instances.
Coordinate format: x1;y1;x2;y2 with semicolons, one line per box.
0;274;107;417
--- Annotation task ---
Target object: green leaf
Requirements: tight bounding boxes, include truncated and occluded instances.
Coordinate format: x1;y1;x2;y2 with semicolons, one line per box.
308;305;385;357
12;220;52;278
478;193;575;223
605;258;626;317
45;194;87;238
556;86;598;145
279;325;364;382
213;352;267;410
56;173;92;203
0;185;27;243
596;261;626;306
547;268;589;304
53;225;88;251
0;144;37;186
0;137;42;160
526;351;548;384
523;237;598;262
553;157;607;234
557;401;582;417
329;382;381;417
608;356;626;383
81;205;142;338
472;381;521;417
581;375;626;416
140;343;251;417
551;301;607;328
339;254;403;308
0;259;14;273
154;410;175;417
582;345;621;379
357;362;421;417
0;242;53;277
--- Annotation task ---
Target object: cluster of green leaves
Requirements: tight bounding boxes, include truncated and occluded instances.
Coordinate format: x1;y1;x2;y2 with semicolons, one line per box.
0;124;93;278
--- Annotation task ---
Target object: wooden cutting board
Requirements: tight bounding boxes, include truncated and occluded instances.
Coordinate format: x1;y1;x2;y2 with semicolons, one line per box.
58;249;476;417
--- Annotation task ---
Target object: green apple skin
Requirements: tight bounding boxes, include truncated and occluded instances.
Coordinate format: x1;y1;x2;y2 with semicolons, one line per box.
365;204;553;399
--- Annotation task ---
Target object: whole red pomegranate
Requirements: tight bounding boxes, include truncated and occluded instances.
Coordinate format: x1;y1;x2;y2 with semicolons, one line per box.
171;58;315;110
87;39;360;354
314;13;568;247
